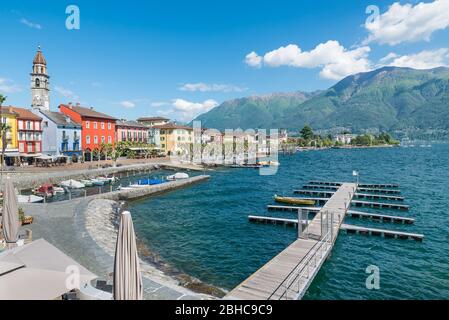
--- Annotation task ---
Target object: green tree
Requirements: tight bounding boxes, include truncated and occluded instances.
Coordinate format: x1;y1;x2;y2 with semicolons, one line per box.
300;125;314;140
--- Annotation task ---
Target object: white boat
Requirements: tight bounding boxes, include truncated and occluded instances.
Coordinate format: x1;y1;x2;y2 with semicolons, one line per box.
17;194;44;203
166;172;189;181
60;179;85;189
117;186;135;191
128;184;148;188
53;187;65;194
90;179;106;186
80;179;94;187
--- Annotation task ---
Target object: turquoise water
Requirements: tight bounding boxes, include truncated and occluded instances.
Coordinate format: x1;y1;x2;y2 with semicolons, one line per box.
130;144;449;299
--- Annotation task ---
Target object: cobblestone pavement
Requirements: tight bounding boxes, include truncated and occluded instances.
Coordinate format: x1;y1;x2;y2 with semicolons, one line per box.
21;198;209;300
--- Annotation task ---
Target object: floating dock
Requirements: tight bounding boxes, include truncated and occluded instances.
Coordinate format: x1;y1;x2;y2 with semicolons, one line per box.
309;181;400;189
248;215;307;227
352;200;409;211
340;224;423;241
303;184;401;195
226;183;357;300
296;190;404;202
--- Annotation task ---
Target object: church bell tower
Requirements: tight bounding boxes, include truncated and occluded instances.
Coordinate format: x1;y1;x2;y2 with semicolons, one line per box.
31;46;50;111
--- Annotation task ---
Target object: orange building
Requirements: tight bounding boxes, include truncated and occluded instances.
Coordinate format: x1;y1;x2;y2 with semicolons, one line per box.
59;103;117;160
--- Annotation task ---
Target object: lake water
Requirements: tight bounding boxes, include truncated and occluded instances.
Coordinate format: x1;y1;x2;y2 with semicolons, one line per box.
129;144;449;299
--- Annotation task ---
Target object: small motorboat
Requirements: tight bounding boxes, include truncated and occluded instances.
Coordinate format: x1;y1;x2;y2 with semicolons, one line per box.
274;195;316;206
97;177;111;184
60;179;85;189
33;184;55;197
80;179;94;187
53;186;66;195
17;194;44;204
117;185;135;191
90;179;106;186
167;172;189;181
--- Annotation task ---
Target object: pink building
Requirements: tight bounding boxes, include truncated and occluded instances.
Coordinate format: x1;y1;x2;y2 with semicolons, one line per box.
115;120;149;143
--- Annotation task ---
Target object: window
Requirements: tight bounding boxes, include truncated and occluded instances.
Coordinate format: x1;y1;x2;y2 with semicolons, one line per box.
35;144;41;152
26;121;32;130
94;122;98;129
161;144;165;148
94;136;98;144
19;132;25;141
121;131;126;140
101;136;105;143
101;122;105;129
108;123;111;130
86;135;91;144
44;121;48;127
160;137;165;141
108;136;112;143
35;79;40;87
86;121;90;129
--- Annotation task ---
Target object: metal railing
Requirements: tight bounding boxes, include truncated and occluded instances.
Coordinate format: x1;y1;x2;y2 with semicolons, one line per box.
268;211;340;300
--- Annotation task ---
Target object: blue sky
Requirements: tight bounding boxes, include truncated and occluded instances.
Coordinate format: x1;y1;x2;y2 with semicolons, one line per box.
1;0;448;122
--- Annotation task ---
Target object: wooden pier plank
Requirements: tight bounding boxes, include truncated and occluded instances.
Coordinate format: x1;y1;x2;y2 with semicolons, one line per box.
226;183;357;300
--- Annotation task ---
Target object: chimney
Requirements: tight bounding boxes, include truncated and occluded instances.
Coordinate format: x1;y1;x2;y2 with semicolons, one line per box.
76;103;80;107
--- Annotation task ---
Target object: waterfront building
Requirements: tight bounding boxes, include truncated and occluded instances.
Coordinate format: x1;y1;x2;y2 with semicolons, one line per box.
115;120;149;143
8;107;43;163
137;117;170;145
0;107;19;165
151;123;193;155
59;103;117;160
30;46;50;111
34;110;82;159
335;133;356;145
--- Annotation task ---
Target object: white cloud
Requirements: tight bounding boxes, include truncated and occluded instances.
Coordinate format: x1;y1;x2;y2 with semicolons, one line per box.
20;18;42;30
179;83;247;92
245;52;263;68
171;98;218;121
120;100;136;108
0;78;22;94
150;101;169;107
247;41;372;80
55;86;79;102
379;48;449;69
364;0;449;46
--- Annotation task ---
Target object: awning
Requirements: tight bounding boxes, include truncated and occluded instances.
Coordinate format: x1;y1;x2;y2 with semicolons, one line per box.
4;152;20;157
0;239;97;300
20;153;43;158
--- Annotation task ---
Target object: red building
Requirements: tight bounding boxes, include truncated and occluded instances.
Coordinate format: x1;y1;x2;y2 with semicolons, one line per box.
10;107;43;157
59;103;117;159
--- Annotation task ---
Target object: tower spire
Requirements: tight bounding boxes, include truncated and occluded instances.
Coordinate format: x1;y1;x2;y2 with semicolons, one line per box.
31;46;50;111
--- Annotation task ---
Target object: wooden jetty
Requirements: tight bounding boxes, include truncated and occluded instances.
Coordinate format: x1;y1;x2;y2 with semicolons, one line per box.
340;224;423;241
309;181;400;189
226;183;357;300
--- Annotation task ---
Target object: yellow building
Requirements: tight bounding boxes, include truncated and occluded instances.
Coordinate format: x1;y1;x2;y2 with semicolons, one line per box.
0;106;19;165
153;123;193;156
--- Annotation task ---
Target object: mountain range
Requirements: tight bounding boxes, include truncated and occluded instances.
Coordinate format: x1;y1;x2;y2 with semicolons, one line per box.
192;67;449;134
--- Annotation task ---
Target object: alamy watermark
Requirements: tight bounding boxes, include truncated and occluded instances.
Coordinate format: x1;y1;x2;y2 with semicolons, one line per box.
365;265;380;290
66;5;80;30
